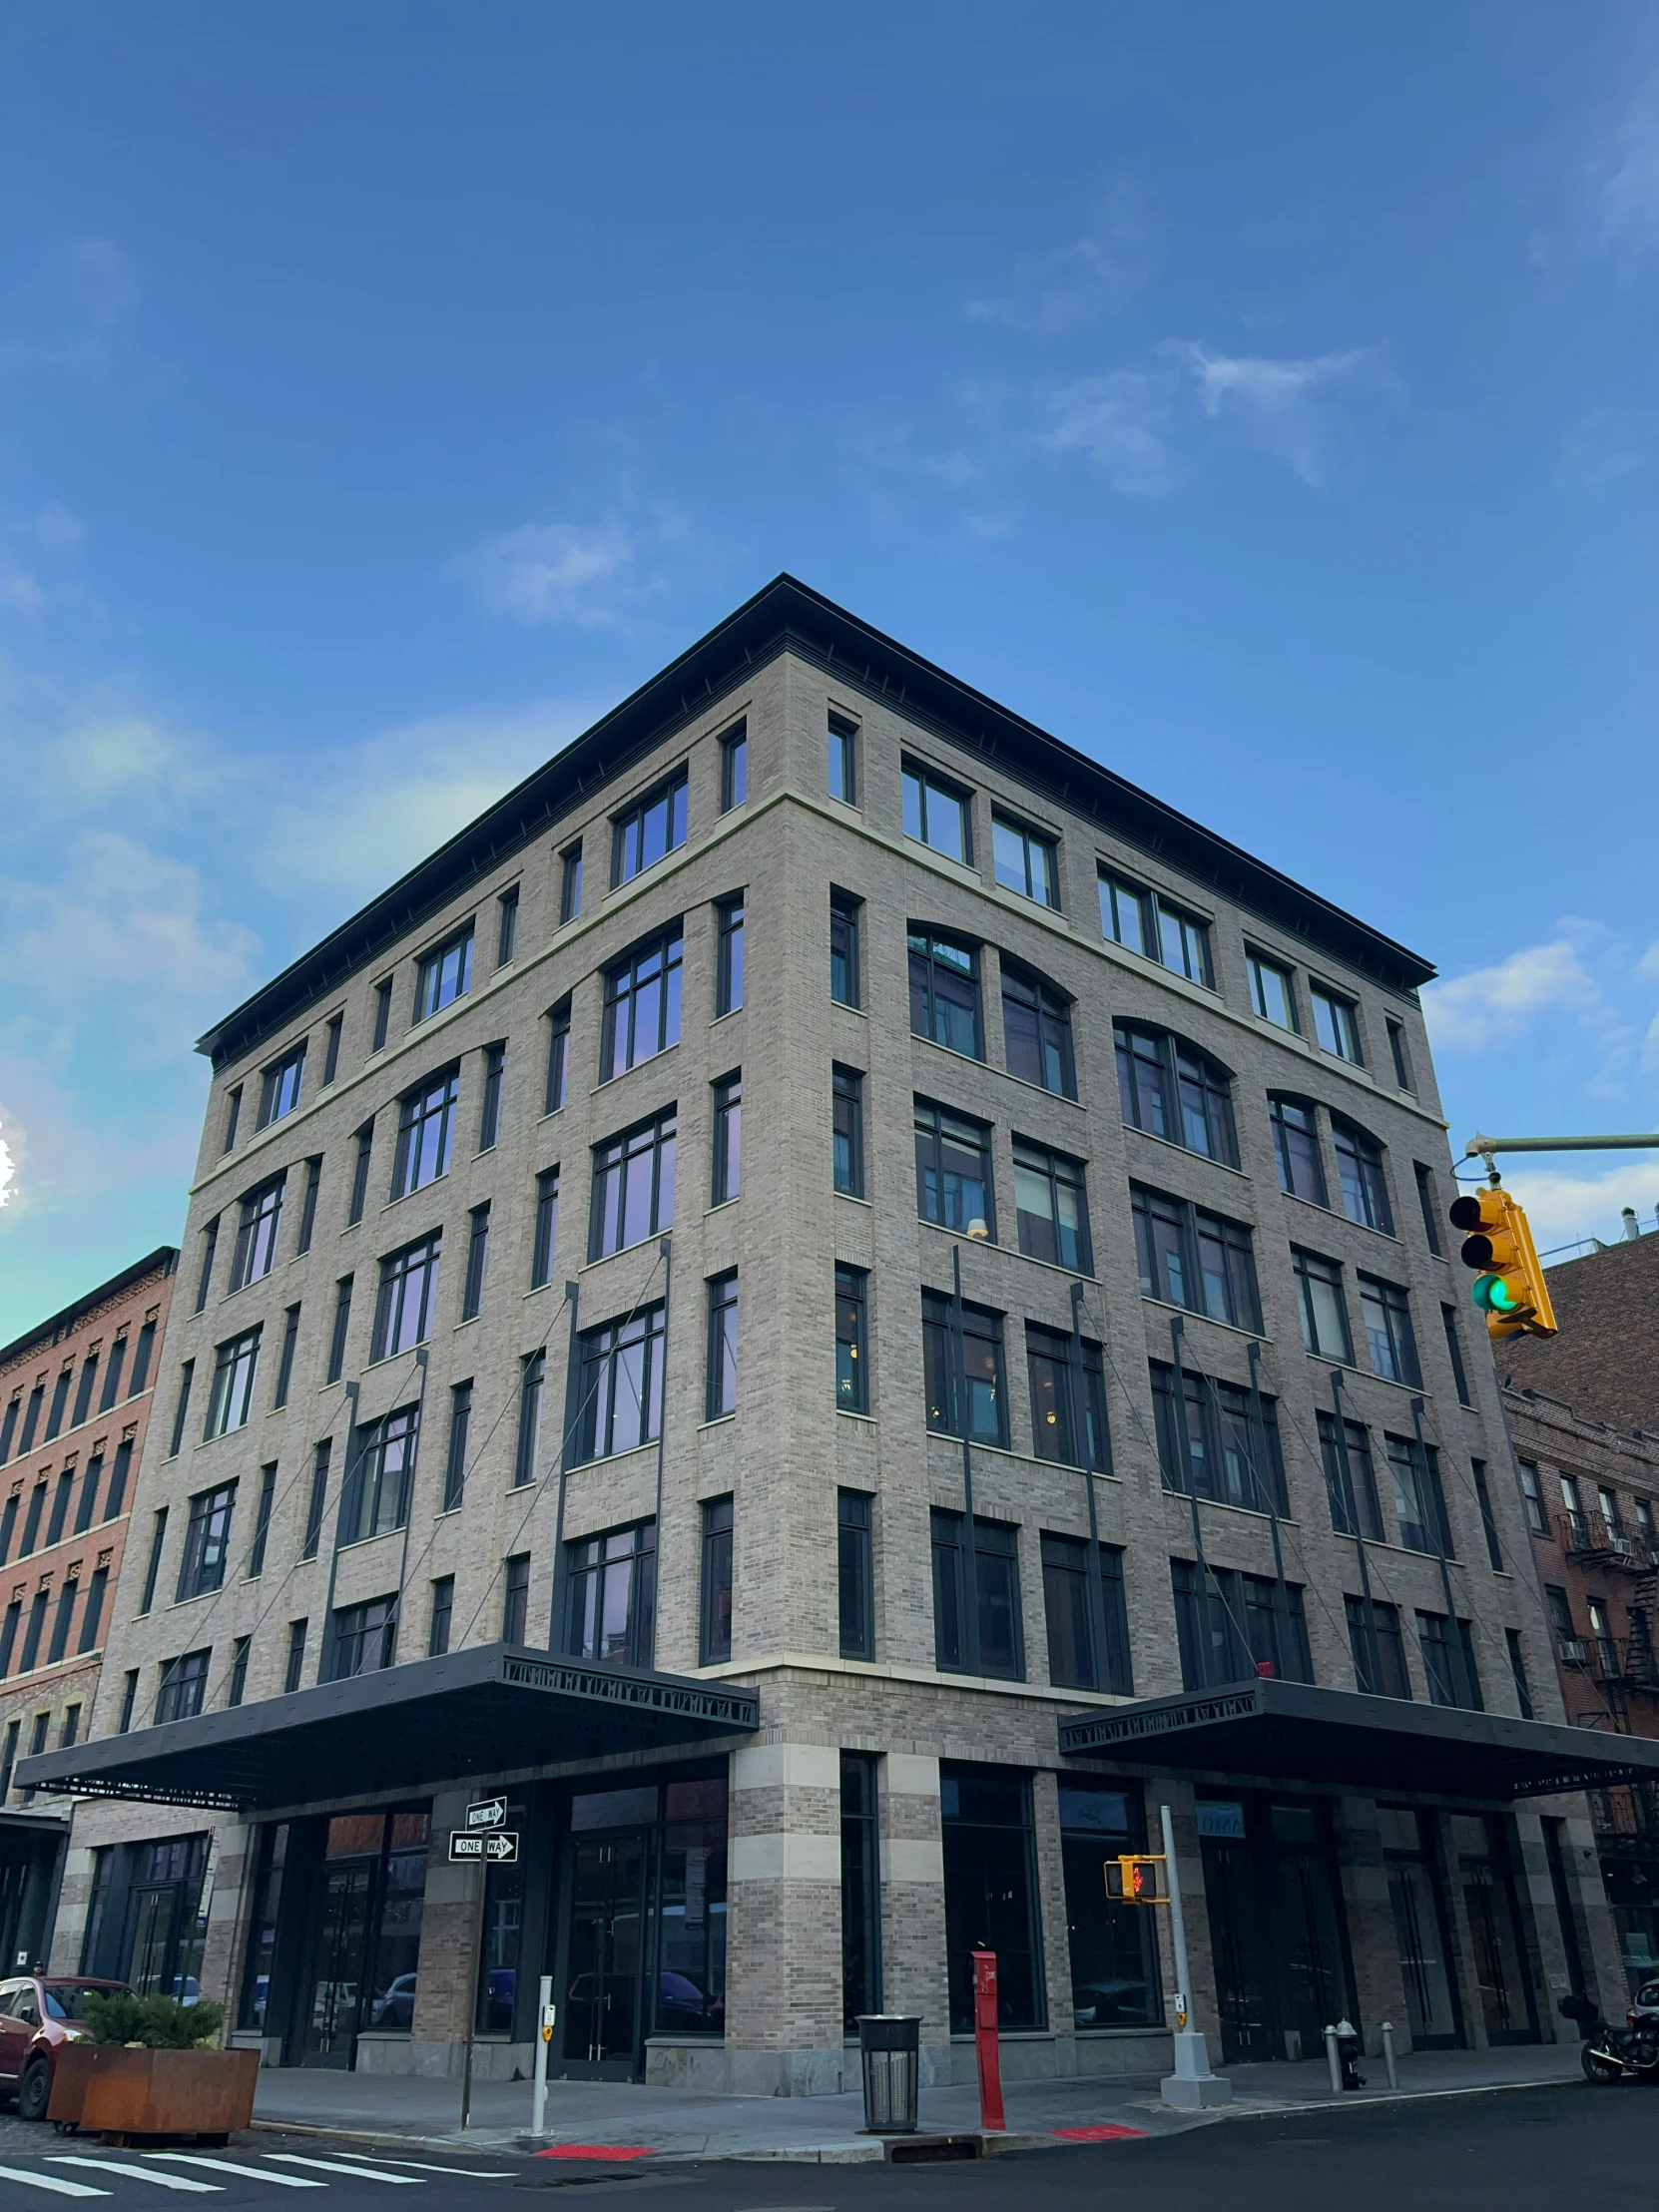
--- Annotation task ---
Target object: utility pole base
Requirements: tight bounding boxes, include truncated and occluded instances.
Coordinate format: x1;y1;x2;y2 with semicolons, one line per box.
1161;2029;1232;2108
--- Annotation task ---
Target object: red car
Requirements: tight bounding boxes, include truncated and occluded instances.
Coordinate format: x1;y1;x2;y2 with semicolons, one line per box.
0;1975;132;2122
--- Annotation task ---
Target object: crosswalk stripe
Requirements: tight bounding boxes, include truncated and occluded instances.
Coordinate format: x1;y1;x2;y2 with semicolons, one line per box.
334;2161;509;2180
264;2161;420;2186
143;2162;324;2189
47;2166;220;2195
0;2170;111;2199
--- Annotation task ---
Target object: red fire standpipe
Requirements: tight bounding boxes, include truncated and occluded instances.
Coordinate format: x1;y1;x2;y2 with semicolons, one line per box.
971;1948;1006;2133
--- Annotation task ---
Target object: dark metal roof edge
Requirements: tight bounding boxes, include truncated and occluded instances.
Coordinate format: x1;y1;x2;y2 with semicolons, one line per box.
0;1248;180;1377
196;576;1435;1070
14;1642;759;1801
1055;1677;1659;1777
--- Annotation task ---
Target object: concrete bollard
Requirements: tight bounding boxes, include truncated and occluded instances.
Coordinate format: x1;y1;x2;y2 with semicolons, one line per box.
1324;2023;1343;2095
1381;2020;1397;2090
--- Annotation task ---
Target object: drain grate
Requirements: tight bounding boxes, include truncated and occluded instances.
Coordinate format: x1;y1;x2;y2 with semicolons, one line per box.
886;2137;980;2165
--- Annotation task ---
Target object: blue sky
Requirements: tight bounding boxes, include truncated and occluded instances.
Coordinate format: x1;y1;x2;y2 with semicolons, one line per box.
3;2;1658;1338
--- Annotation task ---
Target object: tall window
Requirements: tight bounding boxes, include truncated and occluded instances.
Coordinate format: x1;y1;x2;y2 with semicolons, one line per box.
1248;951;1299;1030
706;1272;739;1419
340;1405;419;1546
939;1766;1042;2033
715;895;745;1015
284;1621;308;1693
1171;1560;1312;1687
1311;984;1363;1063
601;928;683;1080
1115;1026;1238;1165
258;1043;306;1129
1333;1118;1393;1234
700;1497;734;1661
1416;1612;1480;1710
296;1157;322;1253
1387;1019;1414;1090
835;1267;868;1413
443;1382;471;1511
563;1519;656;1664
328;1596;398;1681
921;1291;1008;1447
831;1066;863;1197
1516;1459;1547;1534
837;1490;873;1658
1472;1459;1504;1571
1506;1628;1533;1717
414;926;474;1022
514;1353;545;1488
1347;1596;1411;1699
931;1511;1022;1677
1025;1324;1108;1470
176;1483;237;1602
712;1072;742;1204
1012;1139;1091;1273
462;1203;491;1322
991;815;1059;907
1414;1163;1443;1254
828;713;857;805
1042;1536;1131;1693
590;1107;677;1260
720;724;747;812
1359;1275;1421;1385
1317;1410;1383;1539
248;1462;277;1577
558;841;582;925
322;1012;343;1084
301;1444;329;1559
69;1356;98;1429
531;1169;559;1289
1269;1096;1328;1204
173;1358;198;1454
371;1233;442;1362
477;1041;505;1151
326;1275;353;1383
612;769;688;886
914;1100;993;1237
840;1754;881;2032
830;891;861;1007
1098;868;1151;955
1442;1305;1471;1404
348;1122;374;1225
1132;1186;1261;1331
230;1175;285;1292
195;1220;220;1314
156;1650;211;1725
205;1330;261;1439
1150;1364;1288;1513
1002;964;1075;1097
392;1067;459;1199
901;760;970;862
908;930;982;1058
1387;1435;1448;1555
544;999;571;1111
429;1575;454;1655
496;885;520;966
576;1305;667;1462
222;1084;243;1152
502;1554;531;1643
1157;901;1213;985
1292;1249;1353;1362
371;978;392;1051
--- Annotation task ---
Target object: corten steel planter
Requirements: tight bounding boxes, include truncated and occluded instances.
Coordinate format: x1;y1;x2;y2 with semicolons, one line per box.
48;2046;259;2141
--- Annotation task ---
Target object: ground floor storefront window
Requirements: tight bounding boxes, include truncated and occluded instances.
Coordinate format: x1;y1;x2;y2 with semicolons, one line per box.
1058;1779;1162;2028
1198;1794;1354;2065
940;1764;1043;2032
81;1834;210;2001
1448;1813;1537;2045
1378;1805;1460;2048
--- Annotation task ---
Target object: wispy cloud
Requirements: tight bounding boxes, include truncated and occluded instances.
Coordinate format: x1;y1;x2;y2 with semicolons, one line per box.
1555;407;1646;490
1590;66;1659;275
967;184;1152;332
0;238;139;374
453;506;690;630
1422;934;1609;1055
1045;368;1178;495
1175;342;1372;485
1493;1161;1659;1257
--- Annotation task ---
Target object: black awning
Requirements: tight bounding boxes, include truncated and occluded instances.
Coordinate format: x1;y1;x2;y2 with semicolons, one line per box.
14;1644;761;1812
1058;1677;1659;1801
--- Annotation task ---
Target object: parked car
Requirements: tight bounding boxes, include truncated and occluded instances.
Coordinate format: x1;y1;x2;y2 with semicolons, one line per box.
0;1976;133;2123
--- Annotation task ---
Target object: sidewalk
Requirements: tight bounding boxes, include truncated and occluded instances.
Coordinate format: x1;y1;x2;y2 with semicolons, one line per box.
250;2040;1584;2163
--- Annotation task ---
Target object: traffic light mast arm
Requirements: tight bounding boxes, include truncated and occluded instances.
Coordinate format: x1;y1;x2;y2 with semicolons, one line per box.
1464;1131;1659;1160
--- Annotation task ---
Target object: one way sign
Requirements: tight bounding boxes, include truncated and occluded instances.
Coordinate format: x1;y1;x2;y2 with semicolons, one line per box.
448;1829;520;1864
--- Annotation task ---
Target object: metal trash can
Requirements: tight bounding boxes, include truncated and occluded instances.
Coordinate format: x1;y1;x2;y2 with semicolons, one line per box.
856;2014;920;2133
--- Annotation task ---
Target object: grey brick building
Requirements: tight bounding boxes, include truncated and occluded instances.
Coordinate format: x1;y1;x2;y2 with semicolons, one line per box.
22;579;1659;2091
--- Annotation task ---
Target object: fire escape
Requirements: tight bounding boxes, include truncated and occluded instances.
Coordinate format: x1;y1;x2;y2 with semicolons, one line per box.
1558;1511;1659;1855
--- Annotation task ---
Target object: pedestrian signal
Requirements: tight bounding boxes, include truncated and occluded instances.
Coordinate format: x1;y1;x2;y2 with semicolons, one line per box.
1104;1854;1165;1904
1447;1188;1558;1341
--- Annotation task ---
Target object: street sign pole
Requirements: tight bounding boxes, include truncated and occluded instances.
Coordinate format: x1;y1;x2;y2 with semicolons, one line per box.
1158;1804;1230;2110
459;1856;485;2132
531;1972;554;2138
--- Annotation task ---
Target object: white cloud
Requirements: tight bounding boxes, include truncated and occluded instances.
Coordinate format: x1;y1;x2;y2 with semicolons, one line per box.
455;519;637;628
1422;937;1607;1054
1556;408;1646;490
968;185;1151;332
1592;67;1659;273
1045;369;1177;495
0;1126;13;1210
31;505;83;552
1492;1160;1659;1258
1173;342;1370;485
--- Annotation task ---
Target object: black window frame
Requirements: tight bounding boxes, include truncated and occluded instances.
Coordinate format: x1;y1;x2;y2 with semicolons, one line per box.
828;712;857;806
325;1276;353;1384
176;1480;237;1604
1317;1409;1384;1540
442;1381;471;1512
715;893;745;1017
931;1509;1024;1680
462;1203;491;1322
907;929;984;1060
1025;1323;1109;1472
1359;1274;1422;1387
706;1271;739;1421
1115;1024;1238;1166
229;1174;285;1294
990;812;1059;909
600;926;683;1082
837;1489;874;1659
700;1495;734;1662
413;925;475;1024
712;1071;742;1206
205;1329;262;1440
1413;1161;1443;1253
495;884;520;967
1041;1533;1132;1693
914;1097;995;1239
921;1289;1009;1449
830;890;861;1008
611;768;689;888
155;1648;211;1726
831;1065;863;1198
1150;1362;1289;1515
719;722;747;814
589;1107;676;1261
1311;983;1363;1064
1132;1184;1262;1331
478;1041;506;1150
1332;1116;1394;1235
347;1122;373;1226
257;1042;306;1131
544;998;571;1113
514;1352;544;1489
391;1066;459;1201
338;1403;420;1548
1011;1136;1092;1274
562;1517;656;1665
1292;1247;1354;1363
369;1232;443;1364
1247;949;1299;1031
835;1266;869;1414
1002;961;1076;1098
901;758;972;864
574;1305;667;1463
558;841;582;926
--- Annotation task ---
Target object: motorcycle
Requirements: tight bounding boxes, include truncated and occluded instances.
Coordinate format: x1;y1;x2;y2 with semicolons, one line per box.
1559;1991;1659;2084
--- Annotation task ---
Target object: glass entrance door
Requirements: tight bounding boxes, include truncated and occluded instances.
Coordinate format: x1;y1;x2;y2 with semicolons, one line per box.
561;1834;648;2073
1451;1816;1537;2044
1199;1796;1356;2064
302;1861;374;2068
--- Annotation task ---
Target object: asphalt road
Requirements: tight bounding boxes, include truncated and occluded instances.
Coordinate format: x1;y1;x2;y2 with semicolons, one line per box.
0;2085;1644;2212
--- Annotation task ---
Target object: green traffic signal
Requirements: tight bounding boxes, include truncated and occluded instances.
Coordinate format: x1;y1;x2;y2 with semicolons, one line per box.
1472;1274;1524;1317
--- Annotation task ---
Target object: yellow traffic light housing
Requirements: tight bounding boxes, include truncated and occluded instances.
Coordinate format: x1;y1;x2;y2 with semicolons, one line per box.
1447;1187;1558;1342
1104;1853;1166;1904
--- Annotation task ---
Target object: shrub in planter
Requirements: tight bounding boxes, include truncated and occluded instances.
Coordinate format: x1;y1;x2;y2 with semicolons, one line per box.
81;1992;226;2050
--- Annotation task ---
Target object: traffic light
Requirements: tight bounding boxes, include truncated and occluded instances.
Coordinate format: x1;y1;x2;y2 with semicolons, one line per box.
1447;1187;1558;1341
1104;1854;1165;1904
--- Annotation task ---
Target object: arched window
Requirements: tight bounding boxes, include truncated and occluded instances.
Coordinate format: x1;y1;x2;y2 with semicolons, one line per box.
1332;1116;1393;1234
1001;959;1075;1098
908;928;983;1060
1269;1095;1327;1206
1114;1024;1238;1167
